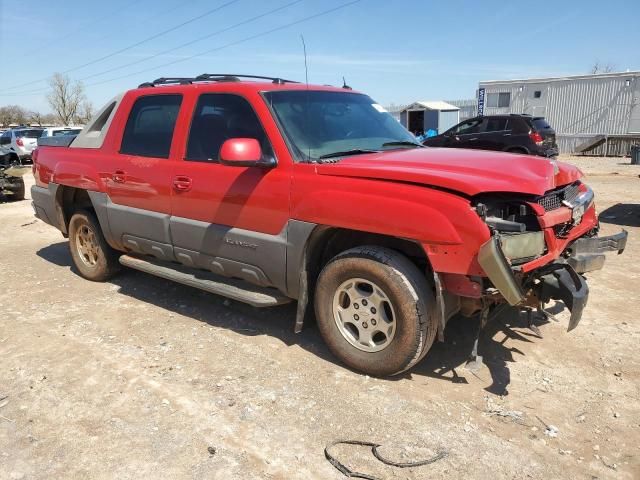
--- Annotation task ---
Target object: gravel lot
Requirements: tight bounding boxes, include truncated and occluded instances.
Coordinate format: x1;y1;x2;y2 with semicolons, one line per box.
1;156;639;479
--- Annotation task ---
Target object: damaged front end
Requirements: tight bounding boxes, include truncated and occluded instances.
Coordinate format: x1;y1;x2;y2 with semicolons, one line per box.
474;181;627;331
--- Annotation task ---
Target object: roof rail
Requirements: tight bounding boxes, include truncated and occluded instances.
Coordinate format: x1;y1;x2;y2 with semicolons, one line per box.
195;73;299;84
138;74;299;88
138;77;193;88
138;74;300;88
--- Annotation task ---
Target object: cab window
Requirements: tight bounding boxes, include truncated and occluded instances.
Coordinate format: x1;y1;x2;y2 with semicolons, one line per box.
186;94;273;162
120;94;182;158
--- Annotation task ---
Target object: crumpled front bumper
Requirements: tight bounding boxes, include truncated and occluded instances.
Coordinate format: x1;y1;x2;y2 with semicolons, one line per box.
478;229;628;330
566;229;628;273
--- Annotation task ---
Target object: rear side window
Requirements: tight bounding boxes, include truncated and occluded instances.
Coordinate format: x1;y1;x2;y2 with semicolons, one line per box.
483;117;508;132
532;118;552;130
15;129;43;138
186;93;272;162
121;94;182;158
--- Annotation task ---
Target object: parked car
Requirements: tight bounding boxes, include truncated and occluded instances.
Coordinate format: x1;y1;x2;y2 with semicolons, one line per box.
38;126;83;141
31;74;626;377
0;127;44;161
423;114;559;157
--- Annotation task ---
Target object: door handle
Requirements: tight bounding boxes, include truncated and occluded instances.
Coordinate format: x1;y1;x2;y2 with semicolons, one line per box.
173;176;192;192
469;137;479;141
112;170;126;183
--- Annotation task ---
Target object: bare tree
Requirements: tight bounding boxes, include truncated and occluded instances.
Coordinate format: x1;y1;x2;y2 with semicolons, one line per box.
43;113;58;125
0;105;28;127
29;110;45;126
73;100;95;125
47;73;88;125
590;61;616;74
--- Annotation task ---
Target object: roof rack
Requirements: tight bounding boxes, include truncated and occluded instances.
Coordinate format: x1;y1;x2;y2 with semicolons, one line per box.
138;74;299;88
138;77;194;88
196;73;299;84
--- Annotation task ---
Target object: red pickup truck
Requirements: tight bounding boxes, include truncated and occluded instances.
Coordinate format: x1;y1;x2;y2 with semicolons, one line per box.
31;74;627;376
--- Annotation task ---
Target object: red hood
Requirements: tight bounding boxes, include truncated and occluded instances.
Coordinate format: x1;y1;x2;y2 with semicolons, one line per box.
315;148;582;196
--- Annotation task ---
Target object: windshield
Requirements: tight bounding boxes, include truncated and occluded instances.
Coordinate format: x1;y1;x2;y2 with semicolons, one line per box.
263;90;417;161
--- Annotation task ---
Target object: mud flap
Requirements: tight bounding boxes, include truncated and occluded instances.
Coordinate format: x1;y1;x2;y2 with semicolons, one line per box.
538;264;589;331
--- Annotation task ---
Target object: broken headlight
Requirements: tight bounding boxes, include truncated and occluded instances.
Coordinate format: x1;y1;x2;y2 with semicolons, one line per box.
474;196;545;263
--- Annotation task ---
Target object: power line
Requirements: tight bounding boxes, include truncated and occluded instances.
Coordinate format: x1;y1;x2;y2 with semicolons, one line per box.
0;0;304;97
87;0;361;88
2;0;240;92
1;0;361;97
25;0;146;56
80;0;201;54
79;0;305;83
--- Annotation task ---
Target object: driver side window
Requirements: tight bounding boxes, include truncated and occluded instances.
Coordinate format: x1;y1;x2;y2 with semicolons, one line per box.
454;118;483;135
186;94;273;162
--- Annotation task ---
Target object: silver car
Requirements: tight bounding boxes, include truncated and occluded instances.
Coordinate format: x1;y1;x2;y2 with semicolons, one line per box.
0;128;44;161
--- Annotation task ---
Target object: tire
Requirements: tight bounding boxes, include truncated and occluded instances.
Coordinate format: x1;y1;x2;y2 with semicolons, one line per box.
68;209;120;282
9;177;25;201
314;246;437;377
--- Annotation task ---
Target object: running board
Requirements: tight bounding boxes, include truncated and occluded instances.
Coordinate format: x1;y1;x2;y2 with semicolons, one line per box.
119;255;292;308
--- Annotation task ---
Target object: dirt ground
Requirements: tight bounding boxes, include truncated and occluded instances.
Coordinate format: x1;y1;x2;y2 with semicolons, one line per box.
1;156;639;479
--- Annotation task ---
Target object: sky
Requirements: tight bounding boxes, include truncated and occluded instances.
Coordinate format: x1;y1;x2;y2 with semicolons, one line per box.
1;0;639;113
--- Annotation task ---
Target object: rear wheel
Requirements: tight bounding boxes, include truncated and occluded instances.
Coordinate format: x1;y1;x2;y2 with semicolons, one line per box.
68;210;120;281
314;246;437;377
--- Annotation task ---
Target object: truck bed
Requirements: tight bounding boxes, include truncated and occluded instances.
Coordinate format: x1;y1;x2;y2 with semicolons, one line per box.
38;136;77;148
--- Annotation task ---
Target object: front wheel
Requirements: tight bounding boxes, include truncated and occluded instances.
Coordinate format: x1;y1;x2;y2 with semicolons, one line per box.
68;210;120;281
314;246;437;377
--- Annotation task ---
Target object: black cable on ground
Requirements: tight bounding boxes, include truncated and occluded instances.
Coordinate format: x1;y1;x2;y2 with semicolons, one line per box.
324;439;448;480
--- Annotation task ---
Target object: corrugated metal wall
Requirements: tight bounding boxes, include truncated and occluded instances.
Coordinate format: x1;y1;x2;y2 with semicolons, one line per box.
478;73;640;154
556;135;638;156
480;74;638;135
447;99;477;120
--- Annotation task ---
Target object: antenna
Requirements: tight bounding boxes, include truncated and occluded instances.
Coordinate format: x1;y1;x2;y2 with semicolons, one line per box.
342;76;352;90
301;34;309;86
301;34;311;162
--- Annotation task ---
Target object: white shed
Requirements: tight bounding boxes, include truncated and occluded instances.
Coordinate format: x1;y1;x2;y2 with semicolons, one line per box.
400;101;460;135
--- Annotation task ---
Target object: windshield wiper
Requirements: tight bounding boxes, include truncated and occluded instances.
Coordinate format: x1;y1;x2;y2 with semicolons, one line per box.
381;141;425;148
318;149;379;160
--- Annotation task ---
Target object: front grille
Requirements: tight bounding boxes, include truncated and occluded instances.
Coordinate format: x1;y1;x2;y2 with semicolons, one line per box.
536;182;580;211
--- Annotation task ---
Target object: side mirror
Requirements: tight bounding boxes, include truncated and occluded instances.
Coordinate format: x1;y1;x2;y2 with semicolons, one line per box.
219;138;273;167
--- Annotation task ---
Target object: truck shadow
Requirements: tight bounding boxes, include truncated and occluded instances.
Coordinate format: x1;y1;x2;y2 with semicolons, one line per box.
407;307;558;395
37;241;561;396
598;203;640;227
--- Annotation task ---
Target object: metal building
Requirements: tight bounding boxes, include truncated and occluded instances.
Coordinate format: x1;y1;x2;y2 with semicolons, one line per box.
399;101;460;135
477;71;640;155
447;99;477;121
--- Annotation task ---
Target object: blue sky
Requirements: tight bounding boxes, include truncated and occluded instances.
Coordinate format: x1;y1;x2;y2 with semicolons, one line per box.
1;0;639;113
